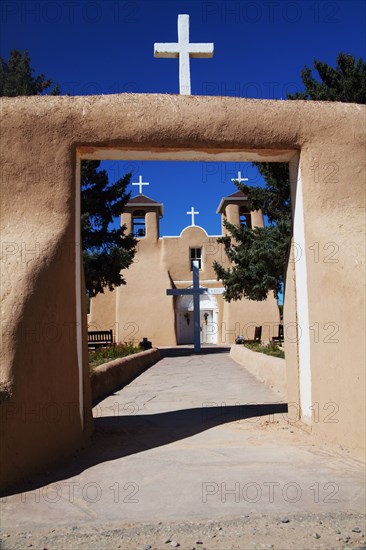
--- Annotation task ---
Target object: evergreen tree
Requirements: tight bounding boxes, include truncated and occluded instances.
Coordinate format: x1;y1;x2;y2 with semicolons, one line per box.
0;50;59;96
214;163;291;301
214;221;290;302
1;50;136;296
81;161;137;297
288;53;366;104
214;53;366;302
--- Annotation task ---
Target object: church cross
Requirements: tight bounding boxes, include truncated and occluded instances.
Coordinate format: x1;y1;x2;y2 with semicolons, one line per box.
187;207;199;226
154;14;214;95
166;261;207;353
231;171;249;185
132;175;149;195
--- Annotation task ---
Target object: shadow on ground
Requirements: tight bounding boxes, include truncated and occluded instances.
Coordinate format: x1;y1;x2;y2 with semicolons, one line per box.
159;346;231;358
2;403;287;497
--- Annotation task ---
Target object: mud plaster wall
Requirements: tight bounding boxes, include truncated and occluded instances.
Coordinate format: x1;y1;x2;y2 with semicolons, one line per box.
0;94;365;489
89;225;279;347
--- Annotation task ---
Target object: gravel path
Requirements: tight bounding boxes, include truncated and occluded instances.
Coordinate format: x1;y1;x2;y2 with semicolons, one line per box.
1;512;365;550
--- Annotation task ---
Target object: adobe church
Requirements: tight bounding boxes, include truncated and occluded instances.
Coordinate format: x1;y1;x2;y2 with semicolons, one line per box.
89;179;280;346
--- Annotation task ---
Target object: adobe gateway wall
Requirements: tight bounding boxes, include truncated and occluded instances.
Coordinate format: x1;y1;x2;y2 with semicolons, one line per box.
0;94;365;489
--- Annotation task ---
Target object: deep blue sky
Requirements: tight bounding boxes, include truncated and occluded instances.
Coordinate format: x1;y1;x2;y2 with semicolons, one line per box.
1;0;365;235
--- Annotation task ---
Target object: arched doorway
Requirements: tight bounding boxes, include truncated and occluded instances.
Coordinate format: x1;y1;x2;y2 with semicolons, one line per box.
176;291;219;344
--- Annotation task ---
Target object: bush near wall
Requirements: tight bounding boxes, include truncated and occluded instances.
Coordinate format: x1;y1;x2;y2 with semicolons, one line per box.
89;343;142;371
244;342;285;359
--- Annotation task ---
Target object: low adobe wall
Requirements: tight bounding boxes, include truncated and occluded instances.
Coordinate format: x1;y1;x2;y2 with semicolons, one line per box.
91;348;161;405
230;344;287;400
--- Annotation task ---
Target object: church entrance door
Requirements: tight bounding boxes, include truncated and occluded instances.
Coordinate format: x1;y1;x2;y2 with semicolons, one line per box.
177;310;194;344
200;309;216;344
176;292;218;345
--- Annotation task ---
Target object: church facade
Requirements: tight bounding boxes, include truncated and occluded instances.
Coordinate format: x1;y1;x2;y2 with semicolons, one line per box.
89;189;280;347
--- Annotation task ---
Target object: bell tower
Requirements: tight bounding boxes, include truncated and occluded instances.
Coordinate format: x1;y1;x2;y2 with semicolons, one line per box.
216;190;264;234
122;194;164;241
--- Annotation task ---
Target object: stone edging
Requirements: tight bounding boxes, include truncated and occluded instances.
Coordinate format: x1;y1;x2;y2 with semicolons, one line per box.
90;348;161;405
230;344;287;400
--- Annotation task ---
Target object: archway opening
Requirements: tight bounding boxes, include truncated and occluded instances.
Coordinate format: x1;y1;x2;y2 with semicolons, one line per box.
176;291;219;344
77;148;303;426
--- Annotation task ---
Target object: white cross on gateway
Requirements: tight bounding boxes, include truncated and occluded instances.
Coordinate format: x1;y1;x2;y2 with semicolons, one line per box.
154;14;214;95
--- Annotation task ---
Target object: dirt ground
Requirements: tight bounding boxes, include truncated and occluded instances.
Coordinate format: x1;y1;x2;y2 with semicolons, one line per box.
1;511;365;550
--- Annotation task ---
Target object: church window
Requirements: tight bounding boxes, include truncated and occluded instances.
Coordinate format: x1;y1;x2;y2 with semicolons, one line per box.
132;210;146;237
190;248;202;270
240;208;252;228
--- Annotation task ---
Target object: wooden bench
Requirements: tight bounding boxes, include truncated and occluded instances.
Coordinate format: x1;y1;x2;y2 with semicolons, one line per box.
88;330;114;350
245;325;262;344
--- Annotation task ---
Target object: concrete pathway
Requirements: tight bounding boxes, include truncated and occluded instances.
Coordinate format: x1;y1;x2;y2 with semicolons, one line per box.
1;347;365;531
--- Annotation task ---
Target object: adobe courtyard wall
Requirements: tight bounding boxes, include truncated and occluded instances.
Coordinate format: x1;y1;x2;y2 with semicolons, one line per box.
230;344;287;400
1;94;365;489
91;348;161;405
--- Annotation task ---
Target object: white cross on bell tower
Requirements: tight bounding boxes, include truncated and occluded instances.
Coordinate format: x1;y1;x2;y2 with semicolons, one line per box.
231;171;249;185
132;175;149;195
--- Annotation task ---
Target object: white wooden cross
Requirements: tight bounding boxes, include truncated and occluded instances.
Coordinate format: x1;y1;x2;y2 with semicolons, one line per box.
132;175;149;195
166;261;207;352
231;171;249;185
187;206;199;226
154;14;214;95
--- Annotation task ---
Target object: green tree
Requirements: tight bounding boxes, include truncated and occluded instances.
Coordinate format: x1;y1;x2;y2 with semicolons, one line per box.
214;163;291;301
287;52;366;104
81;161;137;297
0;50;59;96
1;50;137;296
214;53;366;303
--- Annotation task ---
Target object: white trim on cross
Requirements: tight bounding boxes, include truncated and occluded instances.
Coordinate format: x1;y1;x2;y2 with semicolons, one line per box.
132;175;149;195
231;171;249;185
187;207;199;226
154;14;214;95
